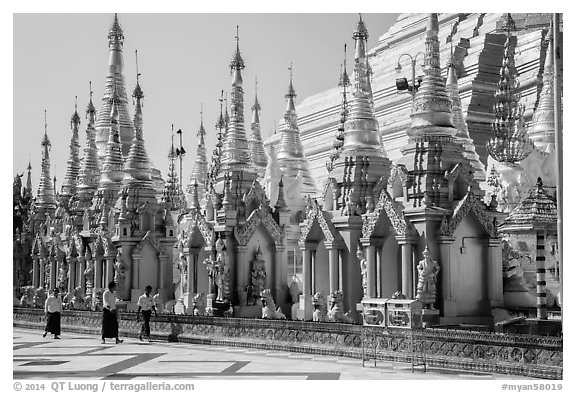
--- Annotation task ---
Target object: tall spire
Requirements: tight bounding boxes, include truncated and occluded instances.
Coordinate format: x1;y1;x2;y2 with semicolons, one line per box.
249;77;268;178
124;51;151;185
408;13;456;138
529;22;556;151
342;14;382;152
486;13;533;164
187;104;209;205
219;26;253;176
95;13;135;164
208;90;226;187
446;48;486;183
399;14;476;209
163;125;186;211
327;45;350;173
26;160;32;192
327;15;391;214
73;82;101;217
60;97;82;207
277;64;317;195
96;87;125;207
36;110;57;213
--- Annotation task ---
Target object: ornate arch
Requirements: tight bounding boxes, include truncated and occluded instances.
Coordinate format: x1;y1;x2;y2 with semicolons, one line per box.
362;188;408;239
243;180;268;207
183;212;215;247
440;192;497;237
135;230;166;256
298;200;342;247
235;207;284;246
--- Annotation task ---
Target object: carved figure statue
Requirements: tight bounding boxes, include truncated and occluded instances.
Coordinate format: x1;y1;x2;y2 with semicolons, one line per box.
57;261;69;291
365;196;375;213
33;287;47;309
114;251;126;300
92;288;104;311
357;246;368;297
70;286;87;310
249;247;266;304
153;293;165;314
192;293;206;316
327;290;354;323
261;289;286;319
19;286;36;308
312;292;327;322
415;246;440;309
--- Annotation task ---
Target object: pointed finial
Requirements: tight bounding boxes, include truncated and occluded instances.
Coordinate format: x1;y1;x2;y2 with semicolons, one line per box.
44;109;47;135
286;63;296;99
537;177;543;190
199;102;203;119
230;25;245;70
86;81;96;118
135;49;140;83
354;13;368;40
71;96;80;126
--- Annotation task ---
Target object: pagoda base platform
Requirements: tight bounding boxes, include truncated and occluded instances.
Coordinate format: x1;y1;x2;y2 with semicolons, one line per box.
13;307;562;379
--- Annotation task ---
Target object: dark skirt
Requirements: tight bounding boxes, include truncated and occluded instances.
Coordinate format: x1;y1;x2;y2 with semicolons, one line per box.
45;312;61;335
140;309;152;336
101;308;119;338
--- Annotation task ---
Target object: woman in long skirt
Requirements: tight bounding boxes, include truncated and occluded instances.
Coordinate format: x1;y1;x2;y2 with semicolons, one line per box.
43;288;62;339
101;281;123;344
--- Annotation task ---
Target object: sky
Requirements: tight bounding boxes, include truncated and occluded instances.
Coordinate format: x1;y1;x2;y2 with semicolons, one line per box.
13;13;399;193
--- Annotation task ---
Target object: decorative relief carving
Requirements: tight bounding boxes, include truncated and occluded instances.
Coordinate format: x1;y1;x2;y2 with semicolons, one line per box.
234;206;284;246
298;199;337;247
362;188;407;239
440;192;496;237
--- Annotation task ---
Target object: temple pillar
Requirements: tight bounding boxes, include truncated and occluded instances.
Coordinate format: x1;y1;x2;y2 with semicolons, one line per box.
328;247;339;293
94;257;102;293
236;245;248;306
132;253;140;293
536;232;548;320
298;245;314;320
159;253;167;291
49;256;57;289
365;245;377;298
78;256;86;294
39;257;46;289
438;236;457;317
396;235;416;299
32;256;39;288
311;249;317;294
185;250;195;294
105;257;114;286
485;238;503;309
68;257;77;294
274;246;286;304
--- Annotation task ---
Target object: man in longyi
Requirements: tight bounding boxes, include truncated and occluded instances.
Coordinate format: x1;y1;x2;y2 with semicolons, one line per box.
136;285;157;342
43;288;62;339
101;281;123;344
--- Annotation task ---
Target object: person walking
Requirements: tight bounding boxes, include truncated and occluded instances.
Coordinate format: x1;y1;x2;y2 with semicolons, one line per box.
101;281;123;344
136;285;157;342
43;288;62;339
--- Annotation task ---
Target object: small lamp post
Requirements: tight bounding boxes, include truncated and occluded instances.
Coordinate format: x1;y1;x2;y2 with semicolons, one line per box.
395;52;425;97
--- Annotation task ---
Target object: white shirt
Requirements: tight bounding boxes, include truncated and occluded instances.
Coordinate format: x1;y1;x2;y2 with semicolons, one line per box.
137;294;155;311
103;289;117;310
45;295;62;313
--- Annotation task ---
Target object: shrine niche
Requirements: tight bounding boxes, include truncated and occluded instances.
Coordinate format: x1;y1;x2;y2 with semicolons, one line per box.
131;231;169;301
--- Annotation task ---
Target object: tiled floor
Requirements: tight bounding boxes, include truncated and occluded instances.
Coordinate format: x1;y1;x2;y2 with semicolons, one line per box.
13;328;532;380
